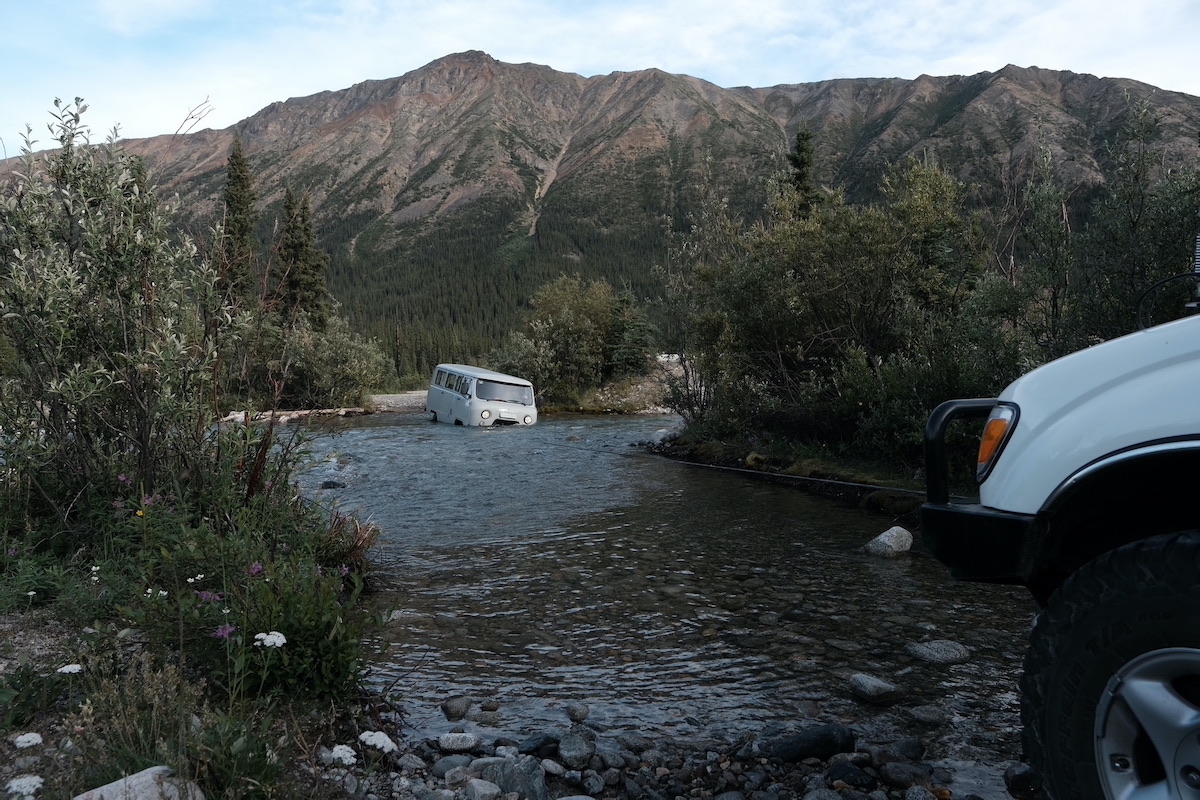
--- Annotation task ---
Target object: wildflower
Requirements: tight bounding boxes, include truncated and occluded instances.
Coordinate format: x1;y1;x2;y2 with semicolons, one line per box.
340;564;350;577
13;732;42;748
248;562;265;577
136;510;144;517
212;624;236;640
221;607;231;614
26;591;35;597
7;547;18;557
195;590;223;602
330;744;357;766
358;730;398;754
253;631;286;648
90;565;101;583
5;775;43;796
56;664;83;674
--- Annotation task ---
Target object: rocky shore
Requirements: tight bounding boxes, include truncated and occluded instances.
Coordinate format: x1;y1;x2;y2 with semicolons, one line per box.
306;697;1037;800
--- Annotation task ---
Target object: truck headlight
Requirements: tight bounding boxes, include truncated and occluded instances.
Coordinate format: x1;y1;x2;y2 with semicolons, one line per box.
977;403;1018;482
523;415;533;425
480;410;491;420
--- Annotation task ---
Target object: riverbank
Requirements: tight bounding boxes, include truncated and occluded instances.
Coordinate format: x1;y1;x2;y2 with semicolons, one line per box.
3;400;1034;800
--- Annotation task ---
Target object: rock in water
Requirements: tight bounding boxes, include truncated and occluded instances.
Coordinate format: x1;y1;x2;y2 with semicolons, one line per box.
769;723;856;762
905;640;971;664
848;672;904;704
863;526;913;557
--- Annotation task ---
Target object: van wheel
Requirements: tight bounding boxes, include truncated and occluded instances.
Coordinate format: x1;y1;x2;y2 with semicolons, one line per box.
430;411;438;423
1021;533;1200;799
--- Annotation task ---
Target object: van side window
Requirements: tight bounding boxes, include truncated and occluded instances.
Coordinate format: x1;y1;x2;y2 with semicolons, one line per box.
435;370;446;387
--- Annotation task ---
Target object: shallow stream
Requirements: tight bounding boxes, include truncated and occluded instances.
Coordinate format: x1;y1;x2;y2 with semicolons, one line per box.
298;411;1037;797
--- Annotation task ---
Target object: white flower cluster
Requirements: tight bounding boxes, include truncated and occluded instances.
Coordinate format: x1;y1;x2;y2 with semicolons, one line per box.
329;744;357;766
253;631;287;648
358;730;398;754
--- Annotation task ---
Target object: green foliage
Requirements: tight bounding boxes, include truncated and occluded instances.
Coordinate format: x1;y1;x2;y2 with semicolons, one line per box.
219;133;259;303
0;101;383;796
490;275;655;404
0;657;64;730
214;148;390;410
664;158;1016;465
275;187;332;331
60;652;284;799
786;125;822;215
665;98;1200;471
271;312;392;409
0;99;225;526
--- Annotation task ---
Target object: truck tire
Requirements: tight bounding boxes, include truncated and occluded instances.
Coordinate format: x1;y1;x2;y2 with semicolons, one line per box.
1021;533;1200;799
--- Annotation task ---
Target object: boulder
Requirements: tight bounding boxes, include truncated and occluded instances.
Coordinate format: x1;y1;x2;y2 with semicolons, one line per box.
73;766;204;800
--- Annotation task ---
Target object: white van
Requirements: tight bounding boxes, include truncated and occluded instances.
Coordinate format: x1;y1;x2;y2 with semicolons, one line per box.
425;364;537;426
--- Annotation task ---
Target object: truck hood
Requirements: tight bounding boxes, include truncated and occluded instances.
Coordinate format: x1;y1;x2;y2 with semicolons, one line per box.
982;314;1200;514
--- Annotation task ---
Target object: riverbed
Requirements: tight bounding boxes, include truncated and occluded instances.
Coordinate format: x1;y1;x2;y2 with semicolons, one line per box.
298;409;1037;798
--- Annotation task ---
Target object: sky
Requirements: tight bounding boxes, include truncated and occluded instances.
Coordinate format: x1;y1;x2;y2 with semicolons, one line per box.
2;0;1197;153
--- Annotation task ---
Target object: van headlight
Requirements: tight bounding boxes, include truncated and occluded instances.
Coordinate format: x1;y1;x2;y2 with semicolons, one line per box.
480;410;491;420
523;415;533;425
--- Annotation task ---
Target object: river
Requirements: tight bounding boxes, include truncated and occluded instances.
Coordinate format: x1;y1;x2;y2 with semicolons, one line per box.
297;410;1038;797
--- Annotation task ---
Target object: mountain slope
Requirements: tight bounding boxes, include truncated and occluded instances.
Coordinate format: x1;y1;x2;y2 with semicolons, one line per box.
112;53;1200;359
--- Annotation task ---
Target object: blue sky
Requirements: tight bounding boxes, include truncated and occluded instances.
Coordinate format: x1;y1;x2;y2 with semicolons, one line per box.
3;0;1197;152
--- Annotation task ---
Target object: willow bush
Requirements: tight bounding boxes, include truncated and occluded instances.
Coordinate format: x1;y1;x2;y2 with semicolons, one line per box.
0;101;379;796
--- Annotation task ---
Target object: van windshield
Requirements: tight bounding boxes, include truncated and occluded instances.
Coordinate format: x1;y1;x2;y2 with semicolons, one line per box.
476;379;534;405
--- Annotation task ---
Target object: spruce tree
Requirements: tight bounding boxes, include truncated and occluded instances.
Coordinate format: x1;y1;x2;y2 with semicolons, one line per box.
220;133;258;302
277;187;331;330
786;125;821;215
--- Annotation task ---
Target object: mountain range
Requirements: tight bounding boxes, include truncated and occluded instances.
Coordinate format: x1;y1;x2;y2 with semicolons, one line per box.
90;51;1200;354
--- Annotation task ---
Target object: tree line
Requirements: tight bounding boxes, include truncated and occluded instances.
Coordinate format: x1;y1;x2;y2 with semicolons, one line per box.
659;104;1200;471
214;133;390;409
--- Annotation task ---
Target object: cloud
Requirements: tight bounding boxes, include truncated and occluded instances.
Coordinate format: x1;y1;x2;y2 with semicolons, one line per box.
95;0;219;36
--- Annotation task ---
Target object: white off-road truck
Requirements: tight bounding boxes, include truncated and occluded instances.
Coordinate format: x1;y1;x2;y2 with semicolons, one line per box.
920;240;1200;799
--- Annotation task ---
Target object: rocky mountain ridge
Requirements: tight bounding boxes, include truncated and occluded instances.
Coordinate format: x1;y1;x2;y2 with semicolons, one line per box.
34;52;1200;346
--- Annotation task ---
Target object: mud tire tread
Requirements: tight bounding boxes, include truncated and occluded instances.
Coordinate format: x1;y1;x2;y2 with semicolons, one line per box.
1021;532;1200;799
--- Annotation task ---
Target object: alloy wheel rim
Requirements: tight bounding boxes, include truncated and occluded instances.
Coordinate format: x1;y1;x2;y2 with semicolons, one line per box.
1094;647;1200;798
